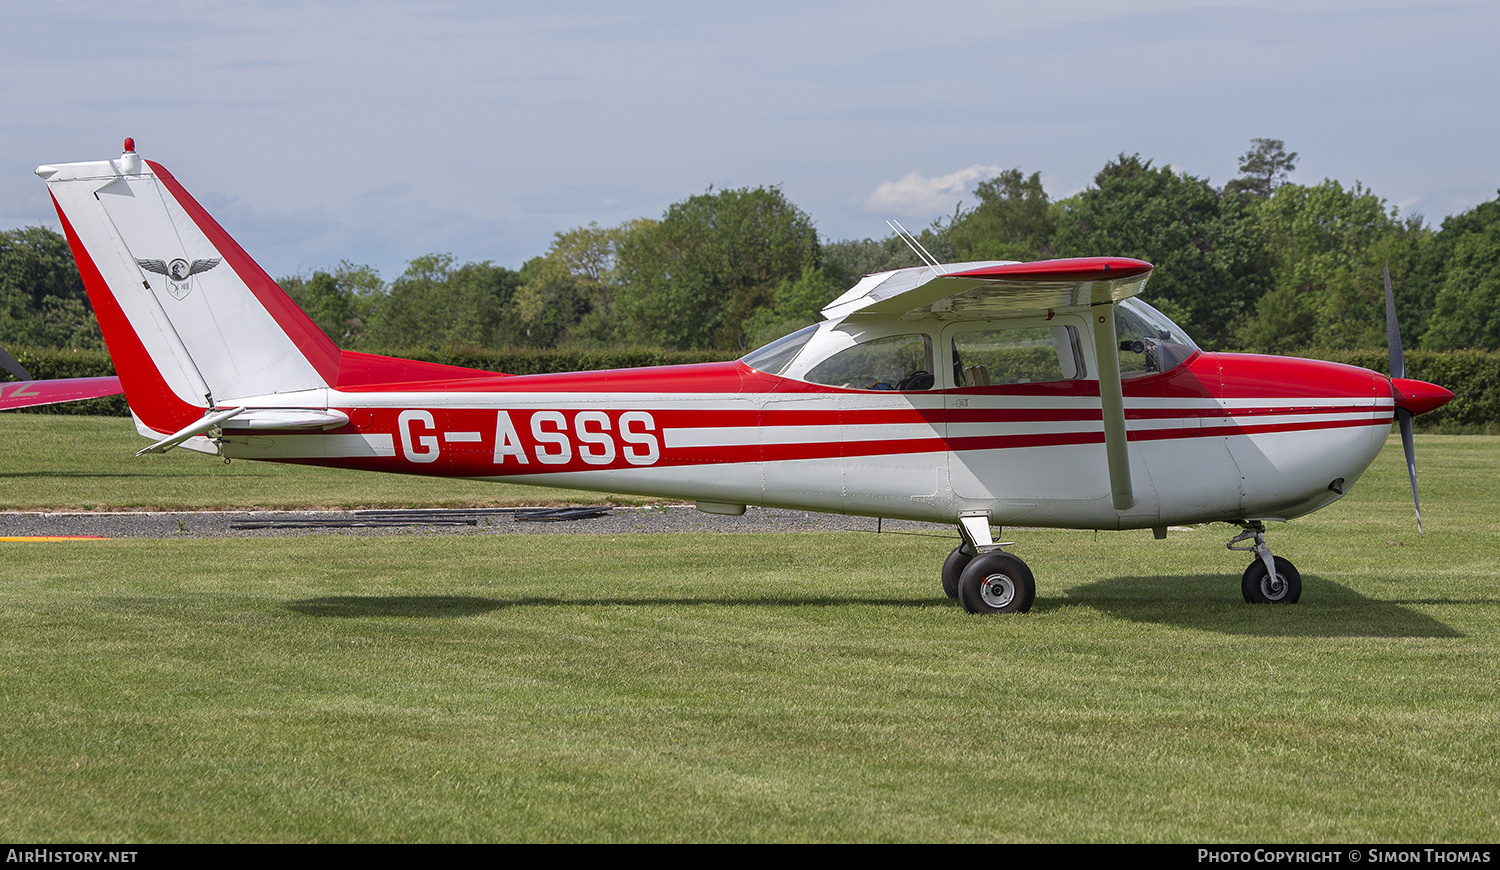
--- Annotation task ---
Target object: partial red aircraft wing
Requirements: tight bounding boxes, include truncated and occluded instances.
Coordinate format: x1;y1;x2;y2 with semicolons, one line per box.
0;376;124;411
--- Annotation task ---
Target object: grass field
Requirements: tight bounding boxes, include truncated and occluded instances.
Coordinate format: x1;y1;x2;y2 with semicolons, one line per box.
0;414;648;510
1;415;1497;841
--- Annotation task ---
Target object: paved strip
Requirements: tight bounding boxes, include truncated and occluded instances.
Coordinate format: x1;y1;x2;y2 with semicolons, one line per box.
0;505;957;541
0;535;110;542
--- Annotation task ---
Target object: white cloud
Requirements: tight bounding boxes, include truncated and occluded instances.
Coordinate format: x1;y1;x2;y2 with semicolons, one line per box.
864;165;1003;216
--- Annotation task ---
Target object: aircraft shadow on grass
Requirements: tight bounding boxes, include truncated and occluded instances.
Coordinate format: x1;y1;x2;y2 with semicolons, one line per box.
0;471;181;480
288;575;1463;638
287;594;936;618
1042;573;1463;638
0;471;275;480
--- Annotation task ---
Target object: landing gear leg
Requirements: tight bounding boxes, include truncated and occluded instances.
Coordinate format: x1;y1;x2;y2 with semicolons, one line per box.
1227;523;1302;604
940;512;991;599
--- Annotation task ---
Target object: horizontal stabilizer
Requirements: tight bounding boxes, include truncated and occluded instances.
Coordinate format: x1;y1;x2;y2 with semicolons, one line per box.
137;407;246;455
136;406;351;455
222;409;351;430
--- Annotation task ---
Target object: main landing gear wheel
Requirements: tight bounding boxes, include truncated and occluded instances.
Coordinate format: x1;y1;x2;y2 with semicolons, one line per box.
957;552;1036;614
941;543;974;599
1241;556;1302;604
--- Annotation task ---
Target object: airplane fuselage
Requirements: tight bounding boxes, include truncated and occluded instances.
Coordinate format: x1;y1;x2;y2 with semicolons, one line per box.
215;349;1400;531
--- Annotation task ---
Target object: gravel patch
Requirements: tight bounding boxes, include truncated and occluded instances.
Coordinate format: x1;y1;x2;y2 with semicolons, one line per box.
0;505;958;540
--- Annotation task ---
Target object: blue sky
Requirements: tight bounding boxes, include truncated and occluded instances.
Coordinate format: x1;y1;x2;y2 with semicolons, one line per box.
3;1;1496;282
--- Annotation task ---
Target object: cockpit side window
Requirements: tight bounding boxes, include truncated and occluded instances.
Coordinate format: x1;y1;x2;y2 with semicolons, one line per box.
950;325;1084;387
803;333;935;391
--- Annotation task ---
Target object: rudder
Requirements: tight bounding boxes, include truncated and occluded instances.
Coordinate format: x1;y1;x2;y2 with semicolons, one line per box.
38;140;341;436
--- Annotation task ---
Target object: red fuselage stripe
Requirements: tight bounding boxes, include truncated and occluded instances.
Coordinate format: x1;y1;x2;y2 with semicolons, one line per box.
237;405;1393;476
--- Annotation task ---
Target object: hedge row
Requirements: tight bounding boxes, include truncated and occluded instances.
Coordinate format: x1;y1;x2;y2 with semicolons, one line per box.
1317;349;1500;431
393;346;738;375
2;347;129;416
0;347;739;417
6;345;1497;430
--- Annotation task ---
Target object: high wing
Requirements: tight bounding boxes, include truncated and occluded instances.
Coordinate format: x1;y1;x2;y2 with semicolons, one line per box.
0;375;124;411
823;256;1154;511
822;257;1154;321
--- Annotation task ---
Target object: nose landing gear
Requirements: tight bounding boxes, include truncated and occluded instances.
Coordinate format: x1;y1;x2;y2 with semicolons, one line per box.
1228;523;1302;604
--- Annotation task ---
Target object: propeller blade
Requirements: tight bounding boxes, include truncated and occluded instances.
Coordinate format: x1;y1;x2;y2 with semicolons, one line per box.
1385;264;1422;534
1398;407;1422;535
0;347;32;382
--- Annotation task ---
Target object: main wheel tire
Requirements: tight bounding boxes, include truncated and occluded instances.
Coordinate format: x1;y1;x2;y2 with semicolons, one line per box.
957;552;1036;614
941;543;974;599
1241;556;1302;604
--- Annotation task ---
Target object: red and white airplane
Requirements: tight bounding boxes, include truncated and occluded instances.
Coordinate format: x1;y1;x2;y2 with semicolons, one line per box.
34;140;1453;613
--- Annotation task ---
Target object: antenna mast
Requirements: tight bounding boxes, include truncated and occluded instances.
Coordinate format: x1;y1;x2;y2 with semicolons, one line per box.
886;220;947;274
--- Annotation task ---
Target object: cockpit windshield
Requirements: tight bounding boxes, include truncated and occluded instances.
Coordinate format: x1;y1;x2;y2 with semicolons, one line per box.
741;324;818;376
1115;298;1198;377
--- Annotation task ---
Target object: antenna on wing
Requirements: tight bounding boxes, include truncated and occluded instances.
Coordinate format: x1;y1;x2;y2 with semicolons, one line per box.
0;347;33;382
886;220;947;274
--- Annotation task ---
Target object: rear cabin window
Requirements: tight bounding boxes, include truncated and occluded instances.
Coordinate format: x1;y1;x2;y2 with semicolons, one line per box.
803;333;935;391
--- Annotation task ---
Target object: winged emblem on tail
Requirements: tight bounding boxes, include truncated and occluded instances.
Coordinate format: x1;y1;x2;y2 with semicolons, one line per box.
137;257;221;300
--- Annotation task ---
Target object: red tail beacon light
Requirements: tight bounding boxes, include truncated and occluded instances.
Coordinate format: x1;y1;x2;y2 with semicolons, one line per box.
120;137;141;175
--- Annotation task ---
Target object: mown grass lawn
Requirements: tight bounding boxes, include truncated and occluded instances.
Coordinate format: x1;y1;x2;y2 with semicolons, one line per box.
0;414;644;510
0;419;1496;841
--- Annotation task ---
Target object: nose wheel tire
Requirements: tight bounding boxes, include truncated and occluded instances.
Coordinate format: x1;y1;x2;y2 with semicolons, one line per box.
957;552;1035;614
941;543;974;599
1241;556;1302;604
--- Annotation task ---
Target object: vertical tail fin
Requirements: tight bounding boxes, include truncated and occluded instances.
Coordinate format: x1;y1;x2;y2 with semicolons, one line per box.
37;140;341;436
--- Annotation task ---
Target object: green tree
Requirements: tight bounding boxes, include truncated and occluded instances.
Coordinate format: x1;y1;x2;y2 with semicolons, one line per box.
1233;180;1426;353
1225;138;1299;200
821;225;957;290
1413;190;1500;348
740;265;844;348
1052;155;1266;349
1422;193;1500;350
364;254;525;349
513;220;647;347
280;261;382;348
0;226;102;349
945;168;1056;262
616;186;820;349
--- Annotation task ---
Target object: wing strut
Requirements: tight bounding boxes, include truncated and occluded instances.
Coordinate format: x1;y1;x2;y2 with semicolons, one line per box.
1090;298;1134;510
